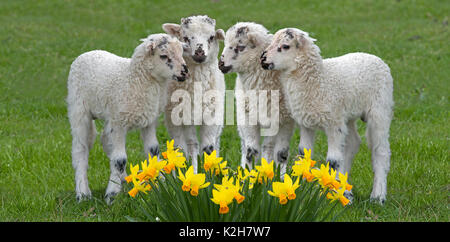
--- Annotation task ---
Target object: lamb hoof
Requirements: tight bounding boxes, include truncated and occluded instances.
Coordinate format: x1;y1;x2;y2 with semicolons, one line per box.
370;195;386;205
76;192;92;203
104;192;118;205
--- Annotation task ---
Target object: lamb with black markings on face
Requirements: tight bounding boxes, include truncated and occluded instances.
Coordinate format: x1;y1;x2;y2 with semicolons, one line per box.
262;27;394;204
219;22;295;177
67;34;187;204
162;15;226;173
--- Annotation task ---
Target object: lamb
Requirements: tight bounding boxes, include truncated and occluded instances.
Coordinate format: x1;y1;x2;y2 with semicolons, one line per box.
261;28;394;204
219;22;295;176
162;15;226;173
67;34;188;203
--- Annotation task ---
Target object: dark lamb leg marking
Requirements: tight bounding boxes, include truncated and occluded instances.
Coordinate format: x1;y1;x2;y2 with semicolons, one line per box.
114;158;127;174
298;147;305;157
277;148;289;163
149;146;160;157
246;147;258;163
327;159;340;171
202;145;214;155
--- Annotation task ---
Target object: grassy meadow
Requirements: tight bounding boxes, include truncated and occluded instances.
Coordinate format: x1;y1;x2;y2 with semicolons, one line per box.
0;0;448;221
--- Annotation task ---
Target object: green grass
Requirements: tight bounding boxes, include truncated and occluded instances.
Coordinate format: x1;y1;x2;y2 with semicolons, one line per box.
0;0;448;222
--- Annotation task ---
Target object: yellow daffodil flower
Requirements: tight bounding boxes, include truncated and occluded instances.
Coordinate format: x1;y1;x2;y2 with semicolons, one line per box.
237;166;249;181
203;150;223;173
161;140;186;173
163;149;186;174
214;160;229;176
214;176;245;204
125;163;140;183
326;187;350;206
311;163;338;189
128;177;152;198
137;154;167;182
178;166;210;196
255;158;274;183
301;148;313;161
210;188;234;214
291;158;315;182
335;172;353;191
161;139;176;159
267;174;300;204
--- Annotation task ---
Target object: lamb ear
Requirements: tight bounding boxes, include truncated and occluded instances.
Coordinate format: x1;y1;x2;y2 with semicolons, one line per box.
215;29;225;41
295;33;316;48
162;23;181;38
146;41;157;55
247;32;265;46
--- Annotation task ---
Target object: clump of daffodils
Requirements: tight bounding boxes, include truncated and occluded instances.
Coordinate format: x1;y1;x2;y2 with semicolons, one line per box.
126;140;353;218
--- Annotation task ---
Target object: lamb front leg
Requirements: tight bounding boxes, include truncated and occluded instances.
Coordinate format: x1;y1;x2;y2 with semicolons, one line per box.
273;119;295;179
325;125;347;174
141;121;160;158
184;125;199;173
199;124;223;156
298;125;316;158
238;124;260;170
105;125;128;205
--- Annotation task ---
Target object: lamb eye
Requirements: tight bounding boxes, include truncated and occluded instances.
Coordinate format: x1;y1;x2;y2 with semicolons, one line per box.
237;45;246;52
160;55;168;59
282;45;290;50
209;35;214;41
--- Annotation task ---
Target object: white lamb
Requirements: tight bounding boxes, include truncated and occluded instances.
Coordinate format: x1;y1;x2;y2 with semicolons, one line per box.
162;15;226;173
67;34;188;203
261;28;394;204
219;22;295;176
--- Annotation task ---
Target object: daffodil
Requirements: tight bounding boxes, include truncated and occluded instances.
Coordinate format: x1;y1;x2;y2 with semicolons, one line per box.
203;150;223;174
210;188;234;214
163;149;186;174
268;174;300;204
326;187;350;206
237;166;249;181
215;160;229;176
128;177;152;198
178;166;210;196
125;163;140;183
333;172;353;191
311;163;337;189
161;140;186;174
301;148;313;161
214;176;245;204
291;157;315;182
255;158;274;183
244;169;259;189
137;154;167;182
161;139;176;159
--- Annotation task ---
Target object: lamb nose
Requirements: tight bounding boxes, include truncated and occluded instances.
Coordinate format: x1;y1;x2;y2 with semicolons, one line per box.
182;64;188;73
195;48;205;56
